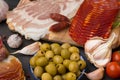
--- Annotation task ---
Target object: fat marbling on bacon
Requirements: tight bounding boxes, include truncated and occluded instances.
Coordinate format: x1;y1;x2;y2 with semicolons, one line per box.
6;0;84;40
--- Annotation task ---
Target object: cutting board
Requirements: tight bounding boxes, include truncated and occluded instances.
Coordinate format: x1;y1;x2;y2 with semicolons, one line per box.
43;28;79;46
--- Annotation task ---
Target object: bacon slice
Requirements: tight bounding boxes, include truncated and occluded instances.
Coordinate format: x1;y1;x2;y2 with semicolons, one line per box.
7;0;84;40
17;0;40;7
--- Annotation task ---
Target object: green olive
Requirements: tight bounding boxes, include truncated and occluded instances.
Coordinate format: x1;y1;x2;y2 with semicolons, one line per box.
63;59;71;68
61;43;71;49
51;43;60;50
53;55;63;64
75;71;81;77
36;57;48;66
45;50;54;60
35;50;45;57
33;66;44;78
62;74;67;80
53;46;62;55
53;75;63;80
29;56;38;68
69;46;79;53
40;43;51;52
56;64;66;74
61;49;71;59
69;61;79;73
78;60;86;70
45;63;57;76
41;73;52;80
66;72;76;80
70;53;80;61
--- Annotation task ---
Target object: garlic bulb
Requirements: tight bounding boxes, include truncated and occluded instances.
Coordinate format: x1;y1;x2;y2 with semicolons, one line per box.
0;0;9;22
7;34;22;48
85;37;107;54
85;67;104;80
110;26;120;49
85;32;116;67
85;26;120;68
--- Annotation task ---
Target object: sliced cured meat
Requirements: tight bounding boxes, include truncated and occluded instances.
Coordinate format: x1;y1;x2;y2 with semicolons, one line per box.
0;37;9;61
0;36;25;80
17;0;39;7
69;0;119;46
7;0;84;40
0;55;25;80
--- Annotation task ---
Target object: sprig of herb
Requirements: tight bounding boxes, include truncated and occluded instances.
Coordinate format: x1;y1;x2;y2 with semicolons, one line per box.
112;14;120;28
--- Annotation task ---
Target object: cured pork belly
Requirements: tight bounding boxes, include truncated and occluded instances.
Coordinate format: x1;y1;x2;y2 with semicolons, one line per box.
17;0;39;7
17;0;31;7
7;0;84;40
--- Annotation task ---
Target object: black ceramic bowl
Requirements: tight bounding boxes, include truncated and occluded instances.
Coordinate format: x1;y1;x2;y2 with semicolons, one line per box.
29;56;86;80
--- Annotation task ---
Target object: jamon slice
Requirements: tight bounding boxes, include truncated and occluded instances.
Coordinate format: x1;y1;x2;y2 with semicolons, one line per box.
0;36;25;80
0;37;9;61
7;0;84;40
0;55;25;80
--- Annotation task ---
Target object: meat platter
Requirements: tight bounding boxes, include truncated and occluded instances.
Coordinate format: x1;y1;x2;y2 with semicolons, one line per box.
0;0;120;80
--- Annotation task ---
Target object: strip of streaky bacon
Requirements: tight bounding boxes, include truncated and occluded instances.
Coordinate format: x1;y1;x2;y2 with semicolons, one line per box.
17;0;37;7
7;0;84;41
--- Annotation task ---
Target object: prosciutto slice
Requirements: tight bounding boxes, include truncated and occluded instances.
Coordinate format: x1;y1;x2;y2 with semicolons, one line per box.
7;0;84;40
0;55;25;80
0;37;25;80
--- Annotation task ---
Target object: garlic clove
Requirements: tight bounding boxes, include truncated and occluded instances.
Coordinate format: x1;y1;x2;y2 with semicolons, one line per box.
94;50;111;67
85;37;106;54
0;0;9;22
95;58;111;67
84;67;104;80
11;42;41;55
85;32;116;68
92;45;112;60
110;27;120;49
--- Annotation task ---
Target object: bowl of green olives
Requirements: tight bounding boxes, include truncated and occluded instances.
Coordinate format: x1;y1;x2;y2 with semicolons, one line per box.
29;42;86;80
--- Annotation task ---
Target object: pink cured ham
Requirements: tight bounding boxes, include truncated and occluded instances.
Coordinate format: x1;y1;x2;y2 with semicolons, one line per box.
0;36;25;80
7;0;84;40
